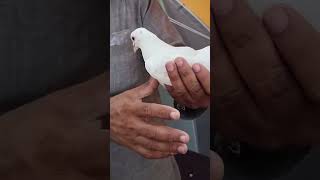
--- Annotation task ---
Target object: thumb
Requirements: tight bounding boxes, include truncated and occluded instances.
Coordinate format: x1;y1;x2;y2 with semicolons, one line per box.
131;77;159;99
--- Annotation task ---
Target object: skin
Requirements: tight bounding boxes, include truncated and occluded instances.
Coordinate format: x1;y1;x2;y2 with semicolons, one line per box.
0;74;109;180
211;151;224;180
213;0;320;147
165;59;224;179
166;58;210;109
110;78;190;159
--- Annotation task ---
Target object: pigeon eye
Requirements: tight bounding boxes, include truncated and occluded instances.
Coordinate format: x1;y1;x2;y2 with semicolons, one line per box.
131;37;135;41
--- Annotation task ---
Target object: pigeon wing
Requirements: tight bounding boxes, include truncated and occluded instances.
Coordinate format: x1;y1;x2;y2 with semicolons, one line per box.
193;46;210;71
144;55;172;86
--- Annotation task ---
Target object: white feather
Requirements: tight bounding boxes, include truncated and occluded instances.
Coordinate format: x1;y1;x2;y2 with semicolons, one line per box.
131;27;210;86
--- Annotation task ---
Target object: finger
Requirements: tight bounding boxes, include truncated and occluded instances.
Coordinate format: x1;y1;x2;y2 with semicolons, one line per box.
193;63;210;95
137;123;190;144
130;77;159;99
135;136;188;154
263;5;320;103
213;0;300;110
210;151;224;180
135;145;171;159
166;61;193;104
212;5;266;143
174;58;207;99
135;103;180;120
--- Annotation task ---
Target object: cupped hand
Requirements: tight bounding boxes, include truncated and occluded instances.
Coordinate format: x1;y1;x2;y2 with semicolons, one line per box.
166;58;210;109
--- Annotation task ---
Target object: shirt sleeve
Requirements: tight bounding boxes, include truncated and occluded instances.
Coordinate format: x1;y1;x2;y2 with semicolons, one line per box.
141;0;207;120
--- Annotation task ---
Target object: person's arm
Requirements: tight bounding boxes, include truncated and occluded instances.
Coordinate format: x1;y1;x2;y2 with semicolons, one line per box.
141;0;209;119
0;73;108;179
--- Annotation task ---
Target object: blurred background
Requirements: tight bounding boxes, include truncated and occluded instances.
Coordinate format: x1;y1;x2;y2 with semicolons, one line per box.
214;1;320;180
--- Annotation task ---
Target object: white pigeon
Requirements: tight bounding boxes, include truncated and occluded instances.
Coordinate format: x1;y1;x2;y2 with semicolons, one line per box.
130;27;210;86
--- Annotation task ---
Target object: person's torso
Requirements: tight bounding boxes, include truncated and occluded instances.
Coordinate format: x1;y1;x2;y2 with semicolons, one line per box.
110;0;149;96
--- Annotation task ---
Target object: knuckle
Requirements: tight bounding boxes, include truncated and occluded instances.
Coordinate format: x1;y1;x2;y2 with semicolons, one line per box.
146;141;156;150
123;91;136;100
132;139;139;147
175;90;186;97
190;82;203;96
137;127;149;138
123;101;135;114
180;68;191;78
143;117;151;123
230;31;255;49
215;87;247;107
169;143;177;153
143;105;151;118
149;128;158;139
124;118;136;130
166;130;173;142
158;108;169;118
169;71;179;82
253;66;296;101
143;152;154;159
171;77;179;83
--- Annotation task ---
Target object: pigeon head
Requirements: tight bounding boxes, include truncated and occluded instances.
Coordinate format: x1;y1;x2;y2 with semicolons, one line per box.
130;27;155;53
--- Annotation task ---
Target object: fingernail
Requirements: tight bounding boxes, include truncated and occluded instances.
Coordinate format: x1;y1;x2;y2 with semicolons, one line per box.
192;64;201;73
214;0;233;16
166;62;174;72
178;145;188;154
170;111;180;120
264;6;288;35
175;59;184;67
180;135;188;143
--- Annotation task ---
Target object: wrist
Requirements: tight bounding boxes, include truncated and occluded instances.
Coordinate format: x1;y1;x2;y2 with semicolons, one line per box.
174;101;207;120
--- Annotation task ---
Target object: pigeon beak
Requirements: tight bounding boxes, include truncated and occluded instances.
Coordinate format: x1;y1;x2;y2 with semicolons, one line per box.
133;42;138;53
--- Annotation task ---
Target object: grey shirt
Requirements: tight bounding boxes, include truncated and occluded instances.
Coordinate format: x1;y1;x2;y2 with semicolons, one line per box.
110;0;183;179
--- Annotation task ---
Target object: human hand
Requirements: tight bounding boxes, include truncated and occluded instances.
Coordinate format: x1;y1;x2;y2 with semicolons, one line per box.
211;151;224;180
0;74;108;179
110;78;190;159
213;0;320;147
166;57;210;109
